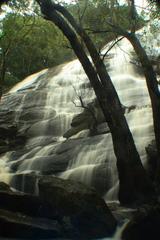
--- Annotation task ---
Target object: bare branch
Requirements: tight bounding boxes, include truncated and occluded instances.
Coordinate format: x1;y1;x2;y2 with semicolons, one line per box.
101;37;124;60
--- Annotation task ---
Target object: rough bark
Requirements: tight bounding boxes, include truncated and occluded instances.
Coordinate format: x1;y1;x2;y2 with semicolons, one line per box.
116;29;160;184
36;0;155;204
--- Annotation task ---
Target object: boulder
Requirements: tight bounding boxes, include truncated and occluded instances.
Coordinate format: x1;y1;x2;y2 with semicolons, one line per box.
0;187;53;219
0;177;117;239
0;209;62;239
0;181;76;238
38;176;117;239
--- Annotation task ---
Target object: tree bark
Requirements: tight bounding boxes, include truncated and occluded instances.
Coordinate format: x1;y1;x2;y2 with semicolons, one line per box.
0;53;6;99
123;32;160;184
36;0;155;204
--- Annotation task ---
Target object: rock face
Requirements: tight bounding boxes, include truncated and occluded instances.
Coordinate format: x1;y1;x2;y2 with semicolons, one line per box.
0;178;117;239
122;205;160;240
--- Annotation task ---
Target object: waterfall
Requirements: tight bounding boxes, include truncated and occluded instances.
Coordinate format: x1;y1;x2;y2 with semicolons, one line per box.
0;35;156;200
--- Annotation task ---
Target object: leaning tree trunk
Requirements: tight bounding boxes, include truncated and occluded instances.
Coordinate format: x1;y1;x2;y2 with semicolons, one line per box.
125;32;160;184
36;0;155;204
109;4;160;185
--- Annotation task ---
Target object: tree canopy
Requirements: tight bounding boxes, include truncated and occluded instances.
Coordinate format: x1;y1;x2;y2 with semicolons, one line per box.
0;12;74;91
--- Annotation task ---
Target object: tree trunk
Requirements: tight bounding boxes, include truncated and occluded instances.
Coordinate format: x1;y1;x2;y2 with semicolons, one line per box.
0;53;6;99
36;0;155;204
126;33;160;184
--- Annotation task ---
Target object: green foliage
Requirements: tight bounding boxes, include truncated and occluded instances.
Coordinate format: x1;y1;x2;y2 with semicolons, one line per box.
0;13;74;90
0;0;147;91
146;0;160;19
67;0;145;48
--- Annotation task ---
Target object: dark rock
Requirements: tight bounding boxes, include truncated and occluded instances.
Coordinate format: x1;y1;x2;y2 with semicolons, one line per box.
0;178;117;239
27;115;68;137
0;94;24;110
25;136;58;149
0;125;17;139
38;176;117;239
19;107;56;122
108;203;136;222
0;111;26;154
0;209;62;239
122;205;160;240
10;153;70;175
0;187;54;219
9;148;36;162
0;182;12;192
0;110;15;123
63;99;105;139
146;140;158;181
21;91;48;109
0;144;9;154
10;173;40;194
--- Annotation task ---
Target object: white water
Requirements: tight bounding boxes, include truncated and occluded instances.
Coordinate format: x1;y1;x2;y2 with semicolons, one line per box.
0;27;158;240
0;33;157;203
58;38;154;199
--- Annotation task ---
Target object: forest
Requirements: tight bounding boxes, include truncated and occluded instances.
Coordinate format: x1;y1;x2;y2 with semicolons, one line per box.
0;0;160;239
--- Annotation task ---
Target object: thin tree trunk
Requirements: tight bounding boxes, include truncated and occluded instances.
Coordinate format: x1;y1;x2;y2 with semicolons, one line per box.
125;33;160;183
108;1;160;185
0;54;6;99
36;0;155;204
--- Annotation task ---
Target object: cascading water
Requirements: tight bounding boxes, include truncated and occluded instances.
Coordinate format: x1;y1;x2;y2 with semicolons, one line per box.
0;32;157;205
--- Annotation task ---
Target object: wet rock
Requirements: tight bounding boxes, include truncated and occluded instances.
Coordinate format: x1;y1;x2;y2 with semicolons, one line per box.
0;209;62;239
19;108;56;122
0;144;9;154
63;124;89;138
63;99;105;139
122;205;160;240
0;178;117;239
0;182;12;192
0;94;24;110
38;176;117;239
0;110;15;123
10;153;70;174
27;115;68;137
0;125;17;139
10;173;40;194
0;187;53;219
22;91;48;109
0;123;26;154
